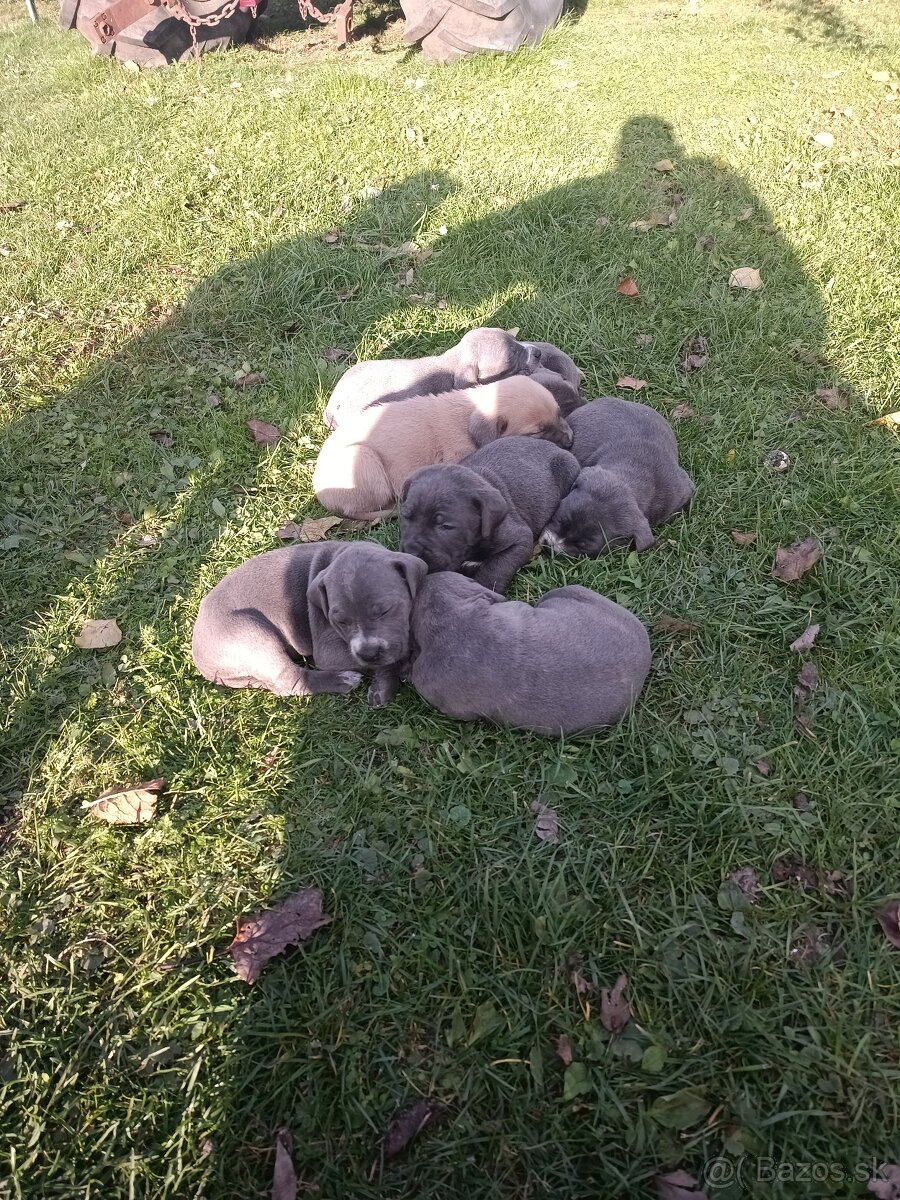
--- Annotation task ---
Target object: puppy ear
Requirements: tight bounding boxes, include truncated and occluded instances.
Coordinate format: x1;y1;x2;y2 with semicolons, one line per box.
468;413;508;447
472;479;508;540
399;475;412;503
307;569;331;621
393;552;428;596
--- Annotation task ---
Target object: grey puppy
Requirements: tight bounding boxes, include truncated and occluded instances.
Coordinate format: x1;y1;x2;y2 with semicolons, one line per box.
526;366;585;418
192;540;426;708
521;341;584;393
541;396;695;556
408;573;651;735
324;328;532;430
400;436;581;594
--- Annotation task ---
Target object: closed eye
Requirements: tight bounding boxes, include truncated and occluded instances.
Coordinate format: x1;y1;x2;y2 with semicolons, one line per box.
439;523;455;531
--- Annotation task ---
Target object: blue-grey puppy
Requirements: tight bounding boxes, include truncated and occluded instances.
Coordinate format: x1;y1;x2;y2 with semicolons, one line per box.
400;436;580;594
324;328;532;430
520;341;584;393
192;541;426;708
541;396;695;556
408;573;651;736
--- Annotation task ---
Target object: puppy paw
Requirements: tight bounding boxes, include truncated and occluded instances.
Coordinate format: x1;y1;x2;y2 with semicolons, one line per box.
335;670;364;693
367;676;399;708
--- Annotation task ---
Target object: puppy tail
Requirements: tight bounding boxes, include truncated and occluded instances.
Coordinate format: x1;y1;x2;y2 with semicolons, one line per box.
313;440;395;520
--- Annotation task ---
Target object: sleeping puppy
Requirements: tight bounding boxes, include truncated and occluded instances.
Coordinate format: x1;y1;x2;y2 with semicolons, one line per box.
408;573;651;735
521;342;584;393
527;366;585;418
400;436;580;594
541;396;695;556
323;327;532;430
192;541;426;708
313;376;573;521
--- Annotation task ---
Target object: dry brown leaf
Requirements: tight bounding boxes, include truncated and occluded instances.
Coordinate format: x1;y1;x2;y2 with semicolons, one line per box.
599;973;631;1034
531;799;559;844
629;211;675;232
323;347;352;363
730;530;757;546
655;1169;709;1199
771;857;851;897
616;276;640;298
671;403;695;421
876;901;900;950
259;747;282;775
382;1099;446;1159
86;777;164;825
339;517;378;532
772;537;821;583
595;215;610;228
729;266;763;290
796;660;820;694
794;713;817;740
789;923;831;965
635;332;654;347
0;200;26;213
753;759;771;777
335;284;359;301
790;622;820;652
323;229;340;244
793;791;812;811
617;376;647;391
654;615;702;635
814;386;848;411
697;234;715;250
567;953;594;995
272;1129;297;1200
679;334;709;373
207;392;223;408
871;410;900;428
229;887;332;985
729;866;760;900
75;618;122;650
284;516;343;542
247;419;281;446
271;203;285;221
555;1033;573;1066
150;429;173;448
654;158;676;173
235;371;266;389
736;206;754;222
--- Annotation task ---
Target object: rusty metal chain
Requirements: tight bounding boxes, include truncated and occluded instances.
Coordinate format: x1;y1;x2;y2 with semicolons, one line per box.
154;0;351;56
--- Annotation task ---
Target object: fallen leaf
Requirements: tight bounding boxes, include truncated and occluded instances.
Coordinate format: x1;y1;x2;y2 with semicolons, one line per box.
729;266;763;290
399;268;415;287
567;953;594;995
812;130;834;148
814;386;848;411
0;201;26;213
339;517;378;532
466;1000;499;1045
594;215;610;228
636;332;654;347
654;158;676;172
794;713;817;740
649;1087;711;1130
323;229;340;244
280;516;342;543
629;211;676;232
247;419;281;446
150;429;173;448
789;923;831;965
530;799;559;844
323;347;352;363
382;1099;445;1159
555;1033;573;1065
207;392;223;408
871;410;900;428
415;246;433;267
599;973;631;1034
671;403;695;421
796;660;820;694
272;1129;297;1200
75;618;122;650
85;778;164;825
771;856;820;891
271;203;285;221
789;622;820;652
729;866;761;900
617;376;647;391
793;791;812;811
228;887;332;985
616;276;640;298
876;901;900;950
753;758;771;776
654;615;702;634
736;206;754;222
235;371;266;389
259;747;282;775
697;234;715;250
679;334;709;373
656;1169;710;1200
772;537;821;583
335;284;359;301
730;530;757;546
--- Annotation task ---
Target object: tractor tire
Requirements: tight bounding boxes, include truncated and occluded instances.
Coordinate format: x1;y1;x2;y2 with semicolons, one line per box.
59;0;263;66
400;0;562;62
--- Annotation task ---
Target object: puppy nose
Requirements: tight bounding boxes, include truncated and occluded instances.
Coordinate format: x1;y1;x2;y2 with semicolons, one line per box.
556;420;574;448
539;529;563;552
354;641;385;664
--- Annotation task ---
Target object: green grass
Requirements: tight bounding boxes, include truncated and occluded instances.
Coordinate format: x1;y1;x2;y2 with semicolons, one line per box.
2;0;900;1194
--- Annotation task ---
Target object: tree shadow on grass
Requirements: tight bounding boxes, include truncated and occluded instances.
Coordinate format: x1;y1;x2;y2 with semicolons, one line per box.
766;0;892;58
3;115;879;1196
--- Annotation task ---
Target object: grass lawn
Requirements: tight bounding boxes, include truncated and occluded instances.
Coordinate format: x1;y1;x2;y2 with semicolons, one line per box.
2;0;900;1193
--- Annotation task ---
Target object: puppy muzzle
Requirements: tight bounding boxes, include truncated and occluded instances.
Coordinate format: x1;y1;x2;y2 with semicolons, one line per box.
552;419;574;449
349;635;393;666
539;529;565;553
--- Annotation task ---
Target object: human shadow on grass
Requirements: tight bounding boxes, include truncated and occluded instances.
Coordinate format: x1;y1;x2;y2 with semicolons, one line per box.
1;118;859;1196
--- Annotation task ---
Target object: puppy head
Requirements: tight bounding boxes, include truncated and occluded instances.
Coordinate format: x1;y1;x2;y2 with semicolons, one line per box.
490;377;574;448
307;542;426;668
454;328;529;387
527;367;585;418
522;341;585;390
540;467;654;556
399;465;507;573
